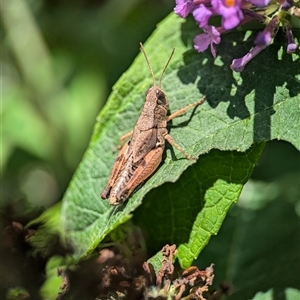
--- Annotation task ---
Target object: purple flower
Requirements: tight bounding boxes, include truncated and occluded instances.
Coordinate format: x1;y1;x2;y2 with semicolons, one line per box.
281;0;294;10
255;31;272;46
285;24;297;53
194;25;221;57
247;0;272;7
173;0;299;71
211;0;244;30
231;45;263;72
174;0;195;18
192;4;213;28
287;43;297;53
231;16;280;72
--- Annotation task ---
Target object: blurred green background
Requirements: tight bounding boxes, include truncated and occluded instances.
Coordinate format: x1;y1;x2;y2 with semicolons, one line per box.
2;0;174;217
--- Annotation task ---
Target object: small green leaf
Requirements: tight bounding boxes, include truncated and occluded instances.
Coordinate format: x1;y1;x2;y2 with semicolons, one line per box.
39;256;65;300
61;13;300;260
147;251;164;276
27;203;62;257
250;289;273;300
285;288;300;300
6;287;30;300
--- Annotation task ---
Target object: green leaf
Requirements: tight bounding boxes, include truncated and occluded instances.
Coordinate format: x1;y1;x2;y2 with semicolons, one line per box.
6;287;30;300
135;143;264;268
192;142;300;300
61;13;300;260
147;250;164;277
249;290;273;300
39;254;77;300
222;192;299;300
26;203;63;258
39;256;65;300
285;288;300;300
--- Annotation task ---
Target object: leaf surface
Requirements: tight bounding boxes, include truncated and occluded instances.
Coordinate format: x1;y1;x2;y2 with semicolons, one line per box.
195;154;300;299
135;144;264;267
61;13;300;261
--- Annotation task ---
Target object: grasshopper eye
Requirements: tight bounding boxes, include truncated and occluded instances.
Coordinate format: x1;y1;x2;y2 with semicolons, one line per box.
156;89;166;105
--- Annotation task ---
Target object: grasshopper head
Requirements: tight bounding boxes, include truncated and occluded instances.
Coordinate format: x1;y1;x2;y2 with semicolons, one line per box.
146;86;169;111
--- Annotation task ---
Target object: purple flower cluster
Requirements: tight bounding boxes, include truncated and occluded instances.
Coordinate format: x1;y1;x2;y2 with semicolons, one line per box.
174;0;299;71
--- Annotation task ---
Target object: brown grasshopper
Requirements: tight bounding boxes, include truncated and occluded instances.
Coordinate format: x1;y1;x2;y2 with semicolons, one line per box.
101;43;205;205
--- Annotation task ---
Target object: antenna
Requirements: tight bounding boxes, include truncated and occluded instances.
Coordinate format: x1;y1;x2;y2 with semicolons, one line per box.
140;43;175;87
159;48;175;87
140;42;156;86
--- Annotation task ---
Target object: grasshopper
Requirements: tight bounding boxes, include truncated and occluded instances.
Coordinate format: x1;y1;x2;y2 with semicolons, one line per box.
101;43;205;205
